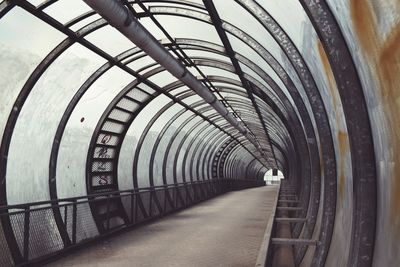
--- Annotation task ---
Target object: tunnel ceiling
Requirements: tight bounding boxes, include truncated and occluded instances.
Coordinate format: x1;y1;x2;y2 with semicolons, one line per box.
1;0;399;266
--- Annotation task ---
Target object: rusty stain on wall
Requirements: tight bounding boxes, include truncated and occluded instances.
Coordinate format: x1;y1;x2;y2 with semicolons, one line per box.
317;40;349;201
351;0;400;232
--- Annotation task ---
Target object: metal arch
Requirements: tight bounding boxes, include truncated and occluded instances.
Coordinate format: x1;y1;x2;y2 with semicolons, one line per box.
36;0;312;178
13;0;266;193
218;140;240;179
0;0;15;19
146;7;319;208
199;130;230;180
190;126;227;181
211;138;236;179
172;115;223;184
187;56;310;187
204;133;231;180
0;1;328;266
224;145;246;179
131;94;192;217
197;75;301;166
148;6;304;115
203;0;277;168
160;5;322;255
147;103;216;209
1;1;152;254
171;118;217;201
191;57;287;116
245;158;259;180
145;4;314;174
235;0;337;263
177;57;296;154
300;2;377;266
161;79;269;165
181;123;213;182
224;99;289;146
0;34;74;265
132;91;196;189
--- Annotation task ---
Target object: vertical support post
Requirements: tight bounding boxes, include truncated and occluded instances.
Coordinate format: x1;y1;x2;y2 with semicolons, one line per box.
106;195;111;230
23;207;30;261
149;191;153;217
72;200;77;245
134;191;138;222
130;192;134;224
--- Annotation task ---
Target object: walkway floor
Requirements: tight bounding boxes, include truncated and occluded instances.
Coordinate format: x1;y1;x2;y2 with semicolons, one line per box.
48;185;278;267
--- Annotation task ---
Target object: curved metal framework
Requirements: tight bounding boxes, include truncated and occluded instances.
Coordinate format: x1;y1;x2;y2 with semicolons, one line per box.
1;0;392;266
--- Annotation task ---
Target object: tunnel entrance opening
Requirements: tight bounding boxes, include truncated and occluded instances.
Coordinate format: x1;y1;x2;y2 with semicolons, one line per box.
264;169;284;185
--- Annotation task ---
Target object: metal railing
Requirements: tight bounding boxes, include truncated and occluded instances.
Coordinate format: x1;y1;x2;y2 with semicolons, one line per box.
0;179;265;266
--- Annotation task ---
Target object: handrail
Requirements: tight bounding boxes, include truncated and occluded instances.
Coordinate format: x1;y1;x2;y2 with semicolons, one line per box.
0;179;260;211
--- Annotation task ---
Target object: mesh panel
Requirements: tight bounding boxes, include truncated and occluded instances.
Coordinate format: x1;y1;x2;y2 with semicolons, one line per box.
178;187;186;207
97;134;119;146
77;203;99;242
126;89;151;102
28;209;64;259
120;194;134;223
0;221;14;267
60;205;72;242
0;181;245;264
9;211;24;254
140;192;151;217
102;121;124;134
91;175;113;187
91;161;113;172
93;147;116;159
102;217;124;230
117;98;139;111
137;85;156;95
108;109;131;122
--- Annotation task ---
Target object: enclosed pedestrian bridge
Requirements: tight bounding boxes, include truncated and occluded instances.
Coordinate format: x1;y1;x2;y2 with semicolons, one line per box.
0;0;399;266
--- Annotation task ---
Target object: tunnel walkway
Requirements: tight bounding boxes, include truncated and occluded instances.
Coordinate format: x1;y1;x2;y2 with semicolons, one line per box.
46;185;278;267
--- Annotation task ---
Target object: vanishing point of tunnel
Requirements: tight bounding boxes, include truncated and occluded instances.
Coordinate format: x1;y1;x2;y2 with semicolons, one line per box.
0;0;399;266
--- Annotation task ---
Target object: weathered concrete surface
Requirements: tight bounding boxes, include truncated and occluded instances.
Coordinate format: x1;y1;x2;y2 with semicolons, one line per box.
47;185;278;267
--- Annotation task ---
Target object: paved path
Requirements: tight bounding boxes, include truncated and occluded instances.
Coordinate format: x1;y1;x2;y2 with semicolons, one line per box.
48;186;278;267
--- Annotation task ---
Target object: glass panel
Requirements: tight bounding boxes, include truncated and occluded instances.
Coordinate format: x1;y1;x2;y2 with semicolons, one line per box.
26;0;44;7
198;65;240;81
198;127;220;180
181;94;204;106
182;122;210;182
152;108;189;186
126;54;158;73
57;66;133;197
147;69;177;88
0;7;65;149
153;14;223;46
227;33;289;96
214;1;283;62
137;103;184;187
167;116;203;184
160;112;194;185
189;125;215;181
254;0;308;49
203;131;220;180
43;0;92;25
84;25;134;56
118;94;170;189
6;43;105;204
184;49;229;62
168;85;189;96
69;14;101;32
